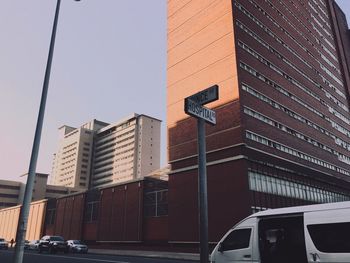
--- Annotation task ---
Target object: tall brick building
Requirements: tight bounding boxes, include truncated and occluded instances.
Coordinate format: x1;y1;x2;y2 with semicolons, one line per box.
167;0;350;243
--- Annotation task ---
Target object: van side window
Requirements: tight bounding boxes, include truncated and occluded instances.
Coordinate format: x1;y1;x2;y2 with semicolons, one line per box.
221;228;251;251
307;222;350;253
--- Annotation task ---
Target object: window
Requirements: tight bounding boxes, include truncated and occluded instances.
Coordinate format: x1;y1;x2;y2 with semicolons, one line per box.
307;223;350;253
144;189;168;217
45;208;56;225
221;228;251;251
84;201;99;222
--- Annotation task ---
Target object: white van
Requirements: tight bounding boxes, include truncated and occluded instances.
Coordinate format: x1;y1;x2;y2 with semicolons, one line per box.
210;201;350;263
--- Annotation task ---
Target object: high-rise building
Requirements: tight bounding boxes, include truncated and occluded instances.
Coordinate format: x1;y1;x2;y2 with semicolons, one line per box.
167;0;350;242
51;120;108;189
51;114;161;189
91;114;161;188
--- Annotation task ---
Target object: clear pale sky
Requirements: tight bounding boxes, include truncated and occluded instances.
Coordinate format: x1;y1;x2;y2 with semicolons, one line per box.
0;1;349;182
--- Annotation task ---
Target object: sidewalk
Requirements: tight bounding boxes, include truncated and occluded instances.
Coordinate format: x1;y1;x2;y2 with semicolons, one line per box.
88;248;200;261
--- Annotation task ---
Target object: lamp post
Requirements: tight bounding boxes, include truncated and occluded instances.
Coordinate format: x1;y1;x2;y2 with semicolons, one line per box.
13;1;79;262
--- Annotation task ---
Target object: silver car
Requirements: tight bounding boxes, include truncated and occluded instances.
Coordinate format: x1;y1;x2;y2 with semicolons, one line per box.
0;238;8;250
67;240;88;253
29;240;40;250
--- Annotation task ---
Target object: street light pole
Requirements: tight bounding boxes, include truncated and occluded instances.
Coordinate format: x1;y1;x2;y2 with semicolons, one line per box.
13;1;61;262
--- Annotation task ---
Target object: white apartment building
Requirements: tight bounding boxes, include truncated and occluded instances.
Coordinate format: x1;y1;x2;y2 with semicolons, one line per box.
51;114;161;189
51;119;109;189
92;114;161;188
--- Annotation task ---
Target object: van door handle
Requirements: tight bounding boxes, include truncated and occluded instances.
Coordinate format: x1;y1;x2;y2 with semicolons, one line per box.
243;254;251;259
310;252;319;262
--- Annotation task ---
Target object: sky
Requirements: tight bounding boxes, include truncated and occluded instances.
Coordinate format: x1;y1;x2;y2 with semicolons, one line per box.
0;1;349;183
0;1;167;182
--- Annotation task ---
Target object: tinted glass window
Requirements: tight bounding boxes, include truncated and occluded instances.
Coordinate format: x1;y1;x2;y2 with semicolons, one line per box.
307;222;350;253
222;228;251;251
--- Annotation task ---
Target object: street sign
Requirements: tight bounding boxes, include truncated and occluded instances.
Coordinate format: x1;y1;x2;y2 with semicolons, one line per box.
184;85;218;263
187;85;218;105
185;98;216;125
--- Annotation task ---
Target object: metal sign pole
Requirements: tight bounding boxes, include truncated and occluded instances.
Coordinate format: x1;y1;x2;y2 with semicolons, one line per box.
198;118;209;263
184;85;218;263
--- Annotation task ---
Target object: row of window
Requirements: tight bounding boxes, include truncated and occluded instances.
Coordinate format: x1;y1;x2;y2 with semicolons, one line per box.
95;134;134;154
236;2;346;102
92;178;113;187
246;131;350;177
320;53;341;77
261;0;338;75
239;42;324;118
59;163;75;171
244;106;350;165
309;7;333;40
245;0;344;96
308;0;331;32
58;169;75;178
96;129;135;147
238;38;349;129
0;184;20;190
63;142;77;151
0;193;19;198
58;174;75;183
94;163;113;174
250;0;319;63
60;157;76;167
96;127;116;139
311;0;328;18
275;0;342;86
61;151;76;161
248;171;350;203
92;172;113;181
286;0;335;52
240;61;350;151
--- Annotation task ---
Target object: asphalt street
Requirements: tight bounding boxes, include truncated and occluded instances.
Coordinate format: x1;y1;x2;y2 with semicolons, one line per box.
0;249;198;263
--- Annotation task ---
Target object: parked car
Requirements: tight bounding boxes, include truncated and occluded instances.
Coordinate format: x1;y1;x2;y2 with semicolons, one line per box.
38;235;68;254
67;240;88;253
0;238;8;249
24;240;30;250
29;240;40;250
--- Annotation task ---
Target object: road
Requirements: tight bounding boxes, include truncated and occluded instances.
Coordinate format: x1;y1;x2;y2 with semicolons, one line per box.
0;249;197;263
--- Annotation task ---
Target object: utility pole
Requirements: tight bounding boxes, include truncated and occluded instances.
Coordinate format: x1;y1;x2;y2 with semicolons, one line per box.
12;1;61;262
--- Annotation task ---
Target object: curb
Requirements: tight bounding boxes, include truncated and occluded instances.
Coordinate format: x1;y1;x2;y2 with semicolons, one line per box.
88;249;200;261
